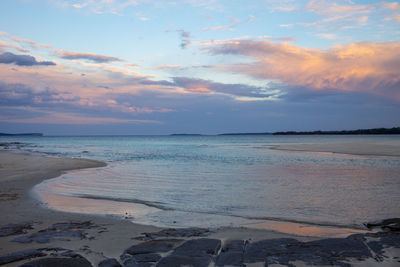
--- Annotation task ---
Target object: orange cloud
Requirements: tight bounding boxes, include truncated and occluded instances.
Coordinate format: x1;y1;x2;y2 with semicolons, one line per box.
58;50;122;63
381;1;400;10
205;40;400;99
306;0;372;15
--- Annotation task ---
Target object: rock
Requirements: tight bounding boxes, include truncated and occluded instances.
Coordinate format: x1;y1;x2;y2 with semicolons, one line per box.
130;254;161;262
13;229;86;243
0;249;45;265
19;256;93;267
243;237;370;266
122;253;161;266
244;238;300;263
215;240;245;266
98;258;121;267
124;239;182;255
365;218;400;232
157;238;221;267
50;221;98;230
364;232;400;255
0;222;33;237
173;238;221;257
138;228;211;240
156;255;211;267
306;237;372;260
12;221;97;243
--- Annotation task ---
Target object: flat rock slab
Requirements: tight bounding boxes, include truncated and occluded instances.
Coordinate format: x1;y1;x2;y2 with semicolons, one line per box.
244;238;300;263
173;238;221;257
365;218;400;231
124;239;183;255
244;236;373;267
156;255;211;267
156;238;221;267
139;228;211;240
19;257;93;267
364;232;400;255
98;258;122;267
13;229;86;243
0;249;45;265
0;222;33;237
123;253;161;266
12;221;97;244
216;240;245;266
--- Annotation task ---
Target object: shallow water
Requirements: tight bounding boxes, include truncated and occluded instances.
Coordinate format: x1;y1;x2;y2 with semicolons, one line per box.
2;135;400;235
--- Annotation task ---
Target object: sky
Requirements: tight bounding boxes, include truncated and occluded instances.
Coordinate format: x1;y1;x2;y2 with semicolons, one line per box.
0;0;399;135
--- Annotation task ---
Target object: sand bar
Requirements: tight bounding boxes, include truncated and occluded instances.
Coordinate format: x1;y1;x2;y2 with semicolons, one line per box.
0;150;399;266
271;143;400;157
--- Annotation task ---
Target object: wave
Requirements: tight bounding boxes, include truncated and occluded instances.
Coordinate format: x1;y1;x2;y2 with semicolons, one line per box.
69;193;173;211
68;193;366;230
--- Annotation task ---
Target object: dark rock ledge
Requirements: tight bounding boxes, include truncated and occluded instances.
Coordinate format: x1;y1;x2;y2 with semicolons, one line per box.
0;220;399;266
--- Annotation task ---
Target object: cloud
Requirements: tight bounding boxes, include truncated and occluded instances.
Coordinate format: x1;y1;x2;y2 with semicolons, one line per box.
0;111;162;125
0;81;72;106
156;64;181;69
0;41;29;53
58;50;122;63
315;33;337;40
306;0;372;15
172;77;283;101
0;52;56;66
266;0;298;12
177;30;191;49
386;13;400;22
11;37;37;47
68;0;142;15
302;0;373;30
204;39;400;101
380;1;400;10
202;25;233;31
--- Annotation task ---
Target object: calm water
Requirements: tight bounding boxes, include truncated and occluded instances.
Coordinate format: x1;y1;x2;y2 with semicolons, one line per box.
2;135;400;233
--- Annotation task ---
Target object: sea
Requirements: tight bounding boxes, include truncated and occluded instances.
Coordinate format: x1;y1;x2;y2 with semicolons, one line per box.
2;135;400;237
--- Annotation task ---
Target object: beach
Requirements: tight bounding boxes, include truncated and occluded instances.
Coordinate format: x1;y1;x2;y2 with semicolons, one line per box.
0;148;400;266
271;143;400;157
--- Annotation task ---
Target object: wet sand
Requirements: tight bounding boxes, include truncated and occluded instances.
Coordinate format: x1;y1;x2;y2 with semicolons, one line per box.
0;150;399;266
271;143;400;157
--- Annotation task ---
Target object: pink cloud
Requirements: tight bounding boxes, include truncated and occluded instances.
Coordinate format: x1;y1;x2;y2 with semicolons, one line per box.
205;39;400;100
0;41;29;53
0;112;162;125
156;64;181;69
58;50;122;63
202;25;233;31
306;0;372;15
380;1;400;10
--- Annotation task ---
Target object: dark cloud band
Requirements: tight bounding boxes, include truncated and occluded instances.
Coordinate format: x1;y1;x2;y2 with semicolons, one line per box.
0;52;56;66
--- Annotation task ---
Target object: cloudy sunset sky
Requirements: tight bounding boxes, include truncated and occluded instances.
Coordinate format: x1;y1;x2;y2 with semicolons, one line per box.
0;0;399;135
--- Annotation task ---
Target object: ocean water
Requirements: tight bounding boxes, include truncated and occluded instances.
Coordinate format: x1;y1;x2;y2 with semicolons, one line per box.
2;135;400;235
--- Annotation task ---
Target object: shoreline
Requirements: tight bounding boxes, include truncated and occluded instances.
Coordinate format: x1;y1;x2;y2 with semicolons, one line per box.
270;143;400;157
1;150;399;266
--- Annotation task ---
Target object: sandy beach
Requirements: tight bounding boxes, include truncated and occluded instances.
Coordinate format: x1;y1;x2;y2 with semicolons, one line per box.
0;149;399;266
270;143;400;157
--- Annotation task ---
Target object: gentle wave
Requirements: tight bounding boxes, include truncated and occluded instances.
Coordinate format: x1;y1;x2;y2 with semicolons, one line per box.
68;193;368;230
69;194;173;211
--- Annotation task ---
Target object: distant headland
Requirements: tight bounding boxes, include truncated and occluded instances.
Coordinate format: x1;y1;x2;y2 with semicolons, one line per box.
0;133;43;136
272;127;400;135
219;127;400;136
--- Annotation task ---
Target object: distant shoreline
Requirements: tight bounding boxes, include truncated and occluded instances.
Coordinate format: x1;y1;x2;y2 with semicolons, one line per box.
0;132;43;136
1;127;399;137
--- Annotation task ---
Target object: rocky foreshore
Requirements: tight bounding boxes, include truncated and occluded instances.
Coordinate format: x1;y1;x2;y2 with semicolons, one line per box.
0;220;400;266
1;150;399;267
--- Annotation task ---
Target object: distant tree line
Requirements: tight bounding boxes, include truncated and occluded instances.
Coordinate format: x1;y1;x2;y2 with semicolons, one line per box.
273;127;400;135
